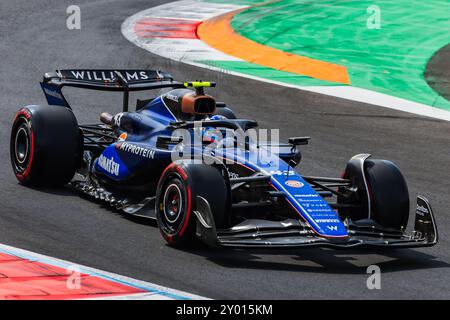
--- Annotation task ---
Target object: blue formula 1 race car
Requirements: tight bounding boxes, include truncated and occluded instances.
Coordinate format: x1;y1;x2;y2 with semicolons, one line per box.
10;69;438;249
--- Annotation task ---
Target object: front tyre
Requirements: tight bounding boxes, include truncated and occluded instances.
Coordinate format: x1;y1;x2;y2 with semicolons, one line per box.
364;159;409;229
10;106;81;186
339;157;409;230
156;162;230;247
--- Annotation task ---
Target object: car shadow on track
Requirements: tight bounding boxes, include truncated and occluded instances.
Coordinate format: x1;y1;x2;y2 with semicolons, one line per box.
178;246;449;275
29;184;158;223
24;185;80;197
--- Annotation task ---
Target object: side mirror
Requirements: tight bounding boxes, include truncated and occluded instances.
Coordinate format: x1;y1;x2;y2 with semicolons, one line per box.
288;136;310;146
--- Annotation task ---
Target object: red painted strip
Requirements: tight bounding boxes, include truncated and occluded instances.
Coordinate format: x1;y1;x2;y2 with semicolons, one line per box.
0;260;65;278
10;292;142;300
135;24;198;31
134;17;200;39
136;31;198;39
0;253;21;262
0;253;145;300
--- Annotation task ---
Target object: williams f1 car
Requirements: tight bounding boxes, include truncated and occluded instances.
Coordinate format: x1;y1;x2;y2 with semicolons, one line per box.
10;69;438;249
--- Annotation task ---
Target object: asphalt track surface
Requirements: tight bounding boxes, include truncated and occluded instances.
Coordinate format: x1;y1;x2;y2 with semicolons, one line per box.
1;0;450;299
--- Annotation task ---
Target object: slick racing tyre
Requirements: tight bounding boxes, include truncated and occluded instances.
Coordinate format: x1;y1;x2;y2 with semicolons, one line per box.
10;105;82;186
364;159;409;230
156;162;230;247
339;158;409;230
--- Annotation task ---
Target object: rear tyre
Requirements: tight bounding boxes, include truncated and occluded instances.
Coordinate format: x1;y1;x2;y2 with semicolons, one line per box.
10;105;82;186
156;162;230;247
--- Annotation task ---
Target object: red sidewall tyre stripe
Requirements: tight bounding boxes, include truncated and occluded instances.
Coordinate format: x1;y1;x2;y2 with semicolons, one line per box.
13;109;35;182
157;163;193;241
178;186;192;237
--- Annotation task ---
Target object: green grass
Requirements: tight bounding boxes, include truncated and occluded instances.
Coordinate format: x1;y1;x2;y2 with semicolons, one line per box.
226;0;450;109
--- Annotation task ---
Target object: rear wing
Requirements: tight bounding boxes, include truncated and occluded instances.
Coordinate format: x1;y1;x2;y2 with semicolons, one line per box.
40;69;184;112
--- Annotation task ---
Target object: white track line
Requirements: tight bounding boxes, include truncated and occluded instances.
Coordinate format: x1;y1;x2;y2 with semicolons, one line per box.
121;0;246;63
122;0;450;121
0;243;207;300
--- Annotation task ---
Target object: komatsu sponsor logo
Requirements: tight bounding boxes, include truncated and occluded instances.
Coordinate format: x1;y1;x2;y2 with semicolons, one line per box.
119;142;155;159
69;70;150;82
98;155;120;176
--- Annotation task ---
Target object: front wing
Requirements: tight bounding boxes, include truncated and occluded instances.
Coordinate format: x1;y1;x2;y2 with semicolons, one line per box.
194;195;438;249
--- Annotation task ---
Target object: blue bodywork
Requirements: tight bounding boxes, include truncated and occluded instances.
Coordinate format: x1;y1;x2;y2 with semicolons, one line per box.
93;94;347;238
31;70;438;249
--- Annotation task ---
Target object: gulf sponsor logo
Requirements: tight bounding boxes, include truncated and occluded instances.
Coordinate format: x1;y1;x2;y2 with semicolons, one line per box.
285;180;304;188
